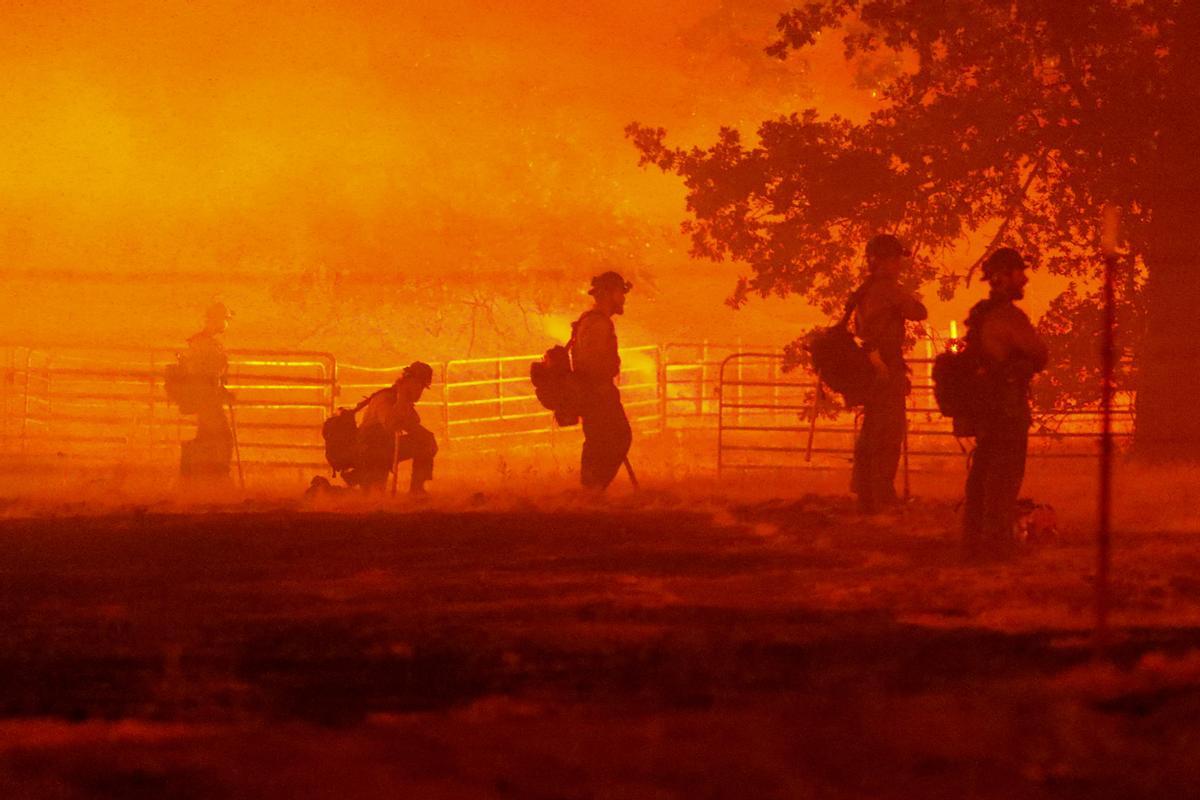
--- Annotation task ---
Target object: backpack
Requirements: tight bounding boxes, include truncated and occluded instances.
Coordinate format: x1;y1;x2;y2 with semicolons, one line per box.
322;409;360;475
932;301;997;437
805;286;875;407
530;311;597;427
321;388;392;476
531;345;582;426
164;357;200;414
926;347;984;429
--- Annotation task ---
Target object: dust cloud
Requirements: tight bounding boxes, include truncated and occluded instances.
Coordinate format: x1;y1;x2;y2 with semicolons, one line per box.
0;0;868;363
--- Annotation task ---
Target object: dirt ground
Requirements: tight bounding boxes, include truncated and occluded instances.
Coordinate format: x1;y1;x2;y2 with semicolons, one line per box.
1;494;1199;799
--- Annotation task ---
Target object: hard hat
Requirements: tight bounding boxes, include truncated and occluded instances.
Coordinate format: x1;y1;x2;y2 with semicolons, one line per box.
865;233;911;261
589;271;633;296
981;248;1026;280
205;302;234;321
402;361;434;389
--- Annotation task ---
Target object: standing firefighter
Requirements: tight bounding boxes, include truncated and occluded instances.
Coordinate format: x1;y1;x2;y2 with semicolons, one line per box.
962;248;1048;555
177;302;235;483
348;362;438;495
574;271;633;491
851;234;928;514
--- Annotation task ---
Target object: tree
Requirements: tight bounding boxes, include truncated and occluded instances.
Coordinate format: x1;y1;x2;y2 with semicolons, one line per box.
628;0;1200;459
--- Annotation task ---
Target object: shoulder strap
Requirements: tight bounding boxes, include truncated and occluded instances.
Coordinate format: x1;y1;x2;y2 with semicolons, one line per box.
962;297;1010;359
352;385;395;413
964;296;1003;338
836;279;871;329
568;309;605;351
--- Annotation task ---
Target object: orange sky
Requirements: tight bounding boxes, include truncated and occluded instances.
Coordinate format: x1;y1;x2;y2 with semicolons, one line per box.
0;1;1039;360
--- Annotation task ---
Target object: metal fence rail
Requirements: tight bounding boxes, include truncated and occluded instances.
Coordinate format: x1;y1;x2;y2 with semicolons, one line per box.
223;350;336;469
716;352;1136;476
0;345;336;469
340;346;665;451
660;342;778;424
0;341;1141;477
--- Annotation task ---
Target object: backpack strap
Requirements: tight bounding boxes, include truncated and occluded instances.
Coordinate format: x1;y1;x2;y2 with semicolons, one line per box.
567;309;606;353
964;296;1004;347
352;385;396;413
836;279;872;330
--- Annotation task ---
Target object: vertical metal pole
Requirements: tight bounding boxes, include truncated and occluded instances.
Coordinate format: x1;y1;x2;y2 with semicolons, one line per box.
736;338;743;427
902;417;911;501
1096;252;1116;655
327;355;337;417
716;356;725;476
1096;204;1122;658
925;336;935;415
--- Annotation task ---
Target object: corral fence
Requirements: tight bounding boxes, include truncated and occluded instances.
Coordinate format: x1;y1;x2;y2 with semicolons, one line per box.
716;352;1136;478
0;345;336;470
0;341;1133;476
339;345;665;453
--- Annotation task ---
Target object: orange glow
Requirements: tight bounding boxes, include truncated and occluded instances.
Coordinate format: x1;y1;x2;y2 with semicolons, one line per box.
0;1;878;363
0;3;1051;368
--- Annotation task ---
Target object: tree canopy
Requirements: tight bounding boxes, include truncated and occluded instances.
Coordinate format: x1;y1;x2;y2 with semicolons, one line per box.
628;0;1194;416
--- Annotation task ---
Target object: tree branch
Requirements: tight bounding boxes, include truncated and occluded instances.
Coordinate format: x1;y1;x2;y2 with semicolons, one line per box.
964;149;1049;283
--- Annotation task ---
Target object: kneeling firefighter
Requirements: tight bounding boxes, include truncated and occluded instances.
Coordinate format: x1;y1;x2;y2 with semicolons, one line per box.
324;362;438;494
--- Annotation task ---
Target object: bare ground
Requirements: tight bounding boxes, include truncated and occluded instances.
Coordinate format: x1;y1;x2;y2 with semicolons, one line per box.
1;498;1198;799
